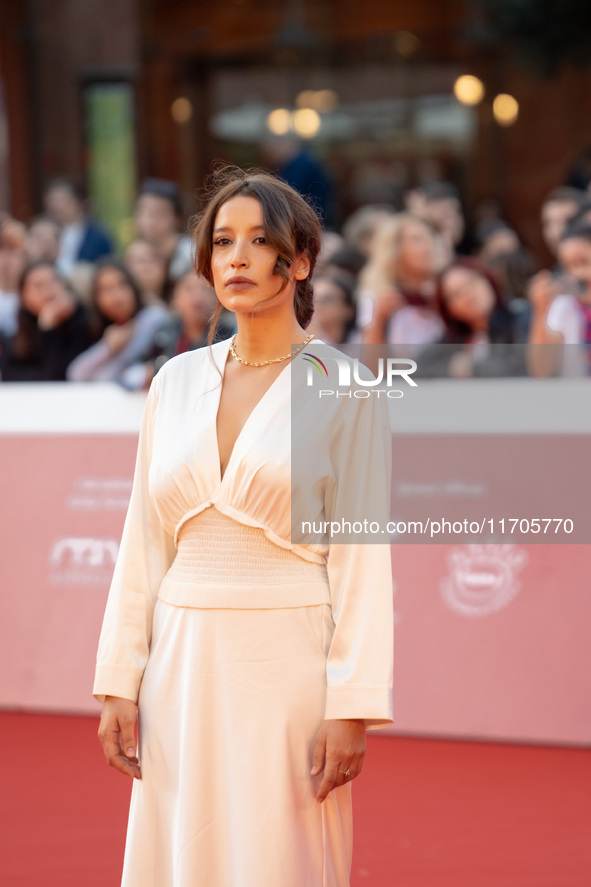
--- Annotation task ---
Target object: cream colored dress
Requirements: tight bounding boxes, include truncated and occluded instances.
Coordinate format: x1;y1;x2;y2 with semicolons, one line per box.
93;337;394;887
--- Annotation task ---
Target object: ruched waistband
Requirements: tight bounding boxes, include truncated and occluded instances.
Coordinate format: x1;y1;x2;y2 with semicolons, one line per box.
158;506;331;610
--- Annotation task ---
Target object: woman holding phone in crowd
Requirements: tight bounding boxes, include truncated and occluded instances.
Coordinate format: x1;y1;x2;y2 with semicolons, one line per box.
528;222;591;376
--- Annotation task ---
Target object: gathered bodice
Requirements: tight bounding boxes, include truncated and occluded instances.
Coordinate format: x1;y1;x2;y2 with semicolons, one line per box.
148;337;331;564
157;505;331;609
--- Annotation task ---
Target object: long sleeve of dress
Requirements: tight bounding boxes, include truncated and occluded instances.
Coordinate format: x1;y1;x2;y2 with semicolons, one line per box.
323;393;394;728
93;373;177;702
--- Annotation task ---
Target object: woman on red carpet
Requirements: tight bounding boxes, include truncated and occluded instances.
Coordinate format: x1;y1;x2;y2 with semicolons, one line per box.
94;168;393;886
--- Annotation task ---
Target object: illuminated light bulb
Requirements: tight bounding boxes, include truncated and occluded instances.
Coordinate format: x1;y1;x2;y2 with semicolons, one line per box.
171;97;193;124
493;93;519;127
267;108;292;135
291;108;321;139
453;75;485;106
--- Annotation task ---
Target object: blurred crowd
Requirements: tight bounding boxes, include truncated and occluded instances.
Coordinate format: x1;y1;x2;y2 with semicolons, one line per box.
1;171;590;386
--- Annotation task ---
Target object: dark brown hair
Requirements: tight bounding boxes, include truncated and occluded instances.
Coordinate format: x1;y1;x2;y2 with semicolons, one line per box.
436;256;505;342
189;166;322;344
560;221;591;245
90;258;144;338
13;260;64;360
543;186;584;208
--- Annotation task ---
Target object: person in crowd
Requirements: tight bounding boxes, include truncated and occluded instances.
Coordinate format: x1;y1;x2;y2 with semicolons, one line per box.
25;214;61;263
566;146;591;191
0;213;27;337
565;197;591;230
123;239;168;305
317;231;345;268
141;272;236;383
168;271;235;352
359;212;446;349
66;259;170;389
308;269;359;345
476;219;521;263
341;204;396;257
27;210;95;307
405;181;466;254
475;221;537;342
319;243;367;281
262;134;335;224
0;259;93;381
134;178;193;298
417;257;528;378
44;178;113;276
486;247;539;303
528;223;591;376
471;196;505;228
540;187;584;265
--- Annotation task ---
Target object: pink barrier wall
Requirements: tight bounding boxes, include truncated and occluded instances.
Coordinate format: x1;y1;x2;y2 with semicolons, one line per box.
1;388;590;745
388;543;591;745
0;434;135;714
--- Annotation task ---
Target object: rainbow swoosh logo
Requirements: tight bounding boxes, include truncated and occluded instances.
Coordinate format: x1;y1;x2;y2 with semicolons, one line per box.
303;352;328;377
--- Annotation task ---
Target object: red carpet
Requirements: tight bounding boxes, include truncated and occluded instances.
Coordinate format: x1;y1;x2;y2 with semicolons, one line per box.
0;712;589;886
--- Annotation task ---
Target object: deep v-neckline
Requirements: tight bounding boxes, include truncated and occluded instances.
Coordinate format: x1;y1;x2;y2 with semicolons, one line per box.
214;340;293;483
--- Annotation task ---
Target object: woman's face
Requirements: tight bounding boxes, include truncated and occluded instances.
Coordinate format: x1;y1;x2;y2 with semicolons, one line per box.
442;266;496;326
124;241;167;294
26;220;61;263
21;265;63;315
172;273;216;326
134;195;178;245
0;246;26;291
397;219;436;281
312;278;353;342
481;228;519;260
210;195;308;318
95;268;137;324
557;237;591;293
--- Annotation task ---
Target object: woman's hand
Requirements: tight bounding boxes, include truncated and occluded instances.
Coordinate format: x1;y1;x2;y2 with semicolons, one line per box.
311;718;366;803
527;271;556;316
363;286;404;345
374;286;403;324
98;695;141;779
37;286;76;330
104;322;134;354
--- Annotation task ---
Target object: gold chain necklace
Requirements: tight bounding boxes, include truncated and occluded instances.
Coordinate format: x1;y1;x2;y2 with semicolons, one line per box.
230;333;315;367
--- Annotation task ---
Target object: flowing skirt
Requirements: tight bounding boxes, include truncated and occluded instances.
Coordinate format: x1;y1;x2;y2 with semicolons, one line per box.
120;598;353;887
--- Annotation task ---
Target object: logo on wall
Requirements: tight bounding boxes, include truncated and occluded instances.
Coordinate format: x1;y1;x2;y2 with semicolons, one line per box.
49;537;119;586
440;544;528;617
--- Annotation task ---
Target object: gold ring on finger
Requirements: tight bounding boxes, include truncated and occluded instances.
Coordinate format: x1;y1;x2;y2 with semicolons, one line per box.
338;768;351;777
